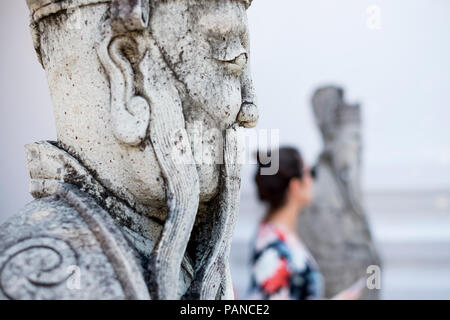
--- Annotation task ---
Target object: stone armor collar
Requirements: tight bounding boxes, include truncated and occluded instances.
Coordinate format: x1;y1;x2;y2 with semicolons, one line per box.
25;141;195;281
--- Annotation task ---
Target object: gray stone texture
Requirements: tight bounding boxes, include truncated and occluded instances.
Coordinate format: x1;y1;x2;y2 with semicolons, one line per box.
297;86;382;299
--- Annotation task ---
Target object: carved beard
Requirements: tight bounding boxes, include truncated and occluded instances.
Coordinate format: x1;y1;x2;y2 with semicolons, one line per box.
140;39;202;300
97;23;200;299
98;30;241;300
140;42;244;300
141;38;247;299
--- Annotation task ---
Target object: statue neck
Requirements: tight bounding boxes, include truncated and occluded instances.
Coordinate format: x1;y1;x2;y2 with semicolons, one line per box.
25;140;164;259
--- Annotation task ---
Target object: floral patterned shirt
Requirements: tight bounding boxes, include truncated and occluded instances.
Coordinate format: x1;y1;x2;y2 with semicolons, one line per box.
248;222;324;300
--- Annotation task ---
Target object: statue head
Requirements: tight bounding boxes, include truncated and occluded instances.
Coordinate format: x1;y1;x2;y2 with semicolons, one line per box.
312;86;361;173
26;0;258;215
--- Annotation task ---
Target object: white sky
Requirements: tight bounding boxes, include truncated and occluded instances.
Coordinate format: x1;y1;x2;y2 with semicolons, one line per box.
244;0;450;191
0;0;449;219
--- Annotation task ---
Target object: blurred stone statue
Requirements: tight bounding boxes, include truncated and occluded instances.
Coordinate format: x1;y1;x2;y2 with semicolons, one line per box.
297;86;381;299
0;0;258;300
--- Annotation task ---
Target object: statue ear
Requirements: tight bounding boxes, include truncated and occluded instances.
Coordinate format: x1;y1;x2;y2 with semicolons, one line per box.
96;0;151;146
98;35;150;146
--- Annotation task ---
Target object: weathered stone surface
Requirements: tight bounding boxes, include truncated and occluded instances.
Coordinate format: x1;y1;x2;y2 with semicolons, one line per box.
0;184;149;300
0;0;258;300
297;86;382;299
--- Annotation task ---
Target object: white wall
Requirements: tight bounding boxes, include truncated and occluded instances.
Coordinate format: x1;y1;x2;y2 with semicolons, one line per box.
0;1;55;221
245;0;450;192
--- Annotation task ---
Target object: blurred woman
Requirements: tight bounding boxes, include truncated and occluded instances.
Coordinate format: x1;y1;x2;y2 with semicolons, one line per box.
248;147;362;300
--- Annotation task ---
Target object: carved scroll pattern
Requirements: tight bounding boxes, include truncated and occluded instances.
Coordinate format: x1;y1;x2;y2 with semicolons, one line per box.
0;237;78;300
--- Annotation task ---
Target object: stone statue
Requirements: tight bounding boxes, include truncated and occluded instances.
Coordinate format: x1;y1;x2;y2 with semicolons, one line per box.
297;86;382;299
0;0;258;300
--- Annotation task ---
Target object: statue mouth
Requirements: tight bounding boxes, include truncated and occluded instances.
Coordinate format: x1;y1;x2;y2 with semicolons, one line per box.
220;52;248;76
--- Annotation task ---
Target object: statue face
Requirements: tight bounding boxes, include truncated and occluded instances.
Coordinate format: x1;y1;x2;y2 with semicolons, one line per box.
151;0;251;129
146;0;255;201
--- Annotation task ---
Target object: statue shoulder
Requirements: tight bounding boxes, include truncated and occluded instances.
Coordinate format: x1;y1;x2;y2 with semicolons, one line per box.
0;185;150;300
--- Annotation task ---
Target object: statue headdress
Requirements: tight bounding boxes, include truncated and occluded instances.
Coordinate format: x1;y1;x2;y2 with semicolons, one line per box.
26;0;253;65
312;86;361;140
26;0;253;19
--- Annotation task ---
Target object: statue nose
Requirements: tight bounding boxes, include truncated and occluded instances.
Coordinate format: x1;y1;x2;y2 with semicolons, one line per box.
223;52;248;76
233;53;248;69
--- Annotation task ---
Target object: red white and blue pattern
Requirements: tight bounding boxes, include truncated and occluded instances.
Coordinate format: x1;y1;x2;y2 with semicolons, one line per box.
248;223;324;300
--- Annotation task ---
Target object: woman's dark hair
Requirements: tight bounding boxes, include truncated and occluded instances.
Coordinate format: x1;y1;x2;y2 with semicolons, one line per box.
255;147;304;214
